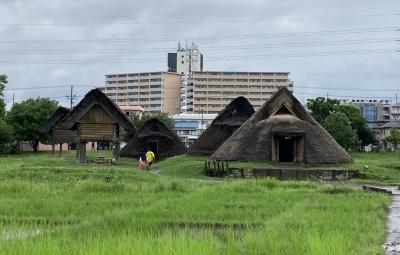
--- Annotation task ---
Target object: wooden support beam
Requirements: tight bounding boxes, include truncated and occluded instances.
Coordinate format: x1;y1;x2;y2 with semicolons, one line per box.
78;142;87;163
112;142;120;163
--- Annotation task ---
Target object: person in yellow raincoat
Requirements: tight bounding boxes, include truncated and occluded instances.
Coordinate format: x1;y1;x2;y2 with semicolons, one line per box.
145;149;155;170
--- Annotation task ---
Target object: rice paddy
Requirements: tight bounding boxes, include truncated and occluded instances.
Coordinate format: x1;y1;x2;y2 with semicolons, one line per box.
0;151;398;254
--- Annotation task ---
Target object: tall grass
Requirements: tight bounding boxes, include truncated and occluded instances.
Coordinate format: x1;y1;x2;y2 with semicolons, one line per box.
0;151;394;254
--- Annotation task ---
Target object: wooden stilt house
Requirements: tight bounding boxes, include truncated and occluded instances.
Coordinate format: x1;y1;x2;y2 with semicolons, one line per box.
39;107;77;155
58;89;136;163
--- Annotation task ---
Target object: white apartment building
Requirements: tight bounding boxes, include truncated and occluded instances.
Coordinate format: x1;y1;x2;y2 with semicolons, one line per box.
191;71;294;114
103;72;181;115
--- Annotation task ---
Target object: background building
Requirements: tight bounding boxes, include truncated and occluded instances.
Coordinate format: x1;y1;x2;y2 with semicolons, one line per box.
172;113;217;146
103;72;181;114
340;99;400;122
168;42;203;75
191;71;293;113
168;42;203;113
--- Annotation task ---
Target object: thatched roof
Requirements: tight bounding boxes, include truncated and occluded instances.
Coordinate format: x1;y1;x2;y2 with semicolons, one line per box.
39;107;71;133
188;96;254;155
59;89;135;131
121;118;187;158
212;87;351;164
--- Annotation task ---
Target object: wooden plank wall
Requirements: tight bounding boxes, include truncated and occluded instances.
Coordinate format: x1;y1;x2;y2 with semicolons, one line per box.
79;105;115;124
79;123;114;140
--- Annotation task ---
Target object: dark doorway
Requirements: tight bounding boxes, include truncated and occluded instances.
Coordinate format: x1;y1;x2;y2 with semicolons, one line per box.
278;136;294;162
147;141;159;157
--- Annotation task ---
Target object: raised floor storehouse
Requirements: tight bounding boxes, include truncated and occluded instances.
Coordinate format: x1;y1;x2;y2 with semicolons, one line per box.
59;89;136;163
212;87;351;164
40;106;76;154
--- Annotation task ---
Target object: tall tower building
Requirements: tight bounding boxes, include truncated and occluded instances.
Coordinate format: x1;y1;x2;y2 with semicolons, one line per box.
168;42;203;113
168;42;203;75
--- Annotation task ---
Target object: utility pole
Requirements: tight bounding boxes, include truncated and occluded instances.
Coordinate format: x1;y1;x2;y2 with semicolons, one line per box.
66;85;76;108
70;85;73;108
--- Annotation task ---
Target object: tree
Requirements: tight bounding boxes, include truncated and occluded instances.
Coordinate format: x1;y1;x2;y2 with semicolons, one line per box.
0;74;12;152
385;128;400;150
307;97;340;123
7;98;58;151
0;74;7;118
123;111;174;142
323;112;359;150
307;97;376;146
336;105;376;146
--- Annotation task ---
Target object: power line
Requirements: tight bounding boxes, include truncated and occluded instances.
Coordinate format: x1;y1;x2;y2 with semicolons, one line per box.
0;48;397;65
296;86;400;92
0;13;397;26
4;85;96;91
0;38;397;55
295;92;395;99
0;26;397;44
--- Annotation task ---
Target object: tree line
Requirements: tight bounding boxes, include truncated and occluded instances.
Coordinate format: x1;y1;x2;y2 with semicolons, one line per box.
1;73;399;153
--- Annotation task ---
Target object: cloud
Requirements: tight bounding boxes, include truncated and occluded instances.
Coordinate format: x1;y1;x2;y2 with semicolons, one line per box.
0;0;399;108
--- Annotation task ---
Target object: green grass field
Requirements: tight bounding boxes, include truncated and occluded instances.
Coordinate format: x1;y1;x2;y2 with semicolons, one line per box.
0;151;398;254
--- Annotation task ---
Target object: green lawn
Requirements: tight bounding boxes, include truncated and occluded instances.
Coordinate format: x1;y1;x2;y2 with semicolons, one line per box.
0;151;396;254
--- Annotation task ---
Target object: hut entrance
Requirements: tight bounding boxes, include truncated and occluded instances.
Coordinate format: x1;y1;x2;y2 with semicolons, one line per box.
277;136;295;162
147;140;159;156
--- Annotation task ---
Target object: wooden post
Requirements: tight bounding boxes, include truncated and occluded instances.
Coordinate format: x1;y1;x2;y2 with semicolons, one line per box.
76;142;81;163
79;142;87;163
51;143;55;156
59;143;62;156
112;142;120;163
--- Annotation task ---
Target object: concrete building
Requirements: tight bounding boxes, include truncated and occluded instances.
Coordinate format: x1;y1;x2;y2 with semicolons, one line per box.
103;72;181;115
172;113;217;146
168;42;203;113
191;71;293;113
168;42;203;75
340;99;400;122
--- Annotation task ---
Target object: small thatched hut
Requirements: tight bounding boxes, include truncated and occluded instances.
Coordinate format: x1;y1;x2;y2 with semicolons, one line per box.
59;89;136;163
212;87;351;164
39;106;77;155
188;96;255;155
121;118;187;158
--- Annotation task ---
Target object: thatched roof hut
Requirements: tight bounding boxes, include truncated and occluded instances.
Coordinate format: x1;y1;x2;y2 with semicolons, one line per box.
212;87;351;164
39;107;77;148
59;89;135;131
121;118;187;158
188;96;255;155
59;89;136;163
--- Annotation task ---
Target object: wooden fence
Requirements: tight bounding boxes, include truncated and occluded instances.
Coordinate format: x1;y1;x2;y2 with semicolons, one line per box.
204;160;358;180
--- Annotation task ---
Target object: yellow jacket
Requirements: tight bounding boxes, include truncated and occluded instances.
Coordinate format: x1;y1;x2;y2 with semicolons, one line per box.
146;151;155;162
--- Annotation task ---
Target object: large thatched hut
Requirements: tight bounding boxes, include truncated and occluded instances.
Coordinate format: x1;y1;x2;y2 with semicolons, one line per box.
121;118;187;158
59;89;136;163
188;96;255;155
212;87;351;164
39;106;77;155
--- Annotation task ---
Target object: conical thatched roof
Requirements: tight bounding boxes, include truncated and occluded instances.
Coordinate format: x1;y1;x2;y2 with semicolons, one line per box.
121;118;187;158
212;87;351;164
59;89;135;131
188;97;255;155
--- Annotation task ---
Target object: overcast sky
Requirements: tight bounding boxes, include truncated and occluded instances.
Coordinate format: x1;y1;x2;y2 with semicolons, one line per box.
0;0;399;108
